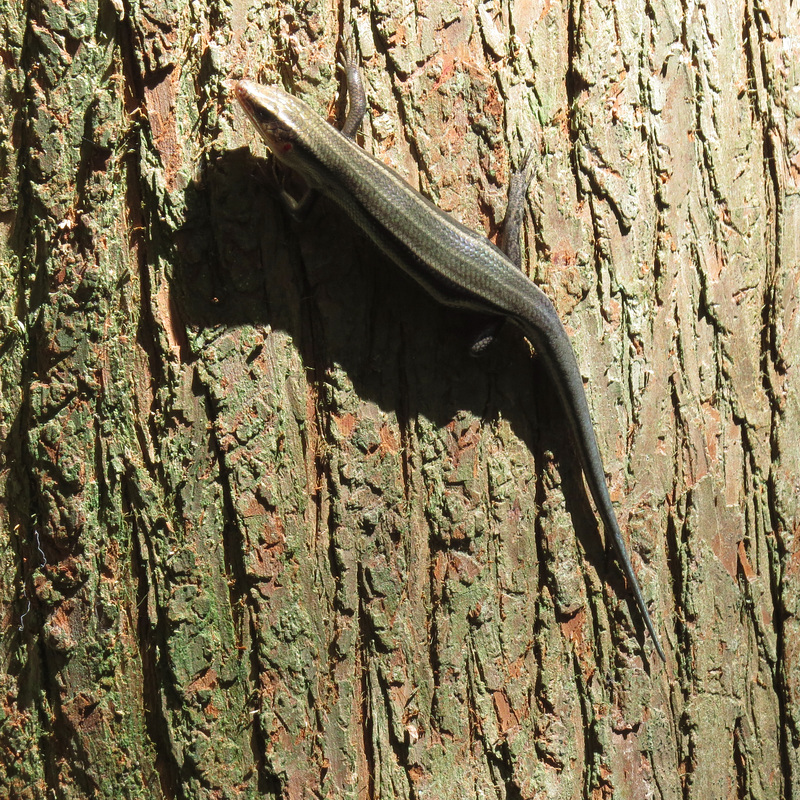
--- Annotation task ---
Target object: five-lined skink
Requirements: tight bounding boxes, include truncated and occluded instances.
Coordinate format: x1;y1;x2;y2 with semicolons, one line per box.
233;51;665;662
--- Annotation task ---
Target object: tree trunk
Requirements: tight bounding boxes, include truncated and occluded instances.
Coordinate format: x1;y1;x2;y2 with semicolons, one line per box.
1;0;798;797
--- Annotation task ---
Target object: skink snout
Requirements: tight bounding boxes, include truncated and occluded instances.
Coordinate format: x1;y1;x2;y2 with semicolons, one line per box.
232;80;266;127
232;80;258;107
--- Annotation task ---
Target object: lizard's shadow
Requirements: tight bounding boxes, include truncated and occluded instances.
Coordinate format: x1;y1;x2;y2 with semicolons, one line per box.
176;147;651;659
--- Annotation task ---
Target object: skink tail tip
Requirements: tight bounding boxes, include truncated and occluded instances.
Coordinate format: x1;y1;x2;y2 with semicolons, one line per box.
654;639;666;663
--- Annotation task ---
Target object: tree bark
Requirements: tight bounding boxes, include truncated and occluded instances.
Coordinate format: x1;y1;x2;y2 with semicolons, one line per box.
1;0;798;798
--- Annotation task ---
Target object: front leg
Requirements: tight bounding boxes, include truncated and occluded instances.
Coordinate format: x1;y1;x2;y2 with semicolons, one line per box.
338;35;367;140
274;33;368;218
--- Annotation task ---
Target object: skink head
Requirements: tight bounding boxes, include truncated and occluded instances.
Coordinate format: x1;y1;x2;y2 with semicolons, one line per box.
234;80;312;164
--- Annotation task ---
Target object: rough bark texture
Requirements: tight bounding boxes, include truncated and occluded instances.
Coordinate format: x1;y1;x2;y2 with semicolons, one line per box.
0;0;798;798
